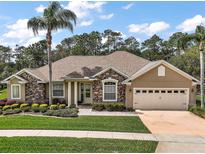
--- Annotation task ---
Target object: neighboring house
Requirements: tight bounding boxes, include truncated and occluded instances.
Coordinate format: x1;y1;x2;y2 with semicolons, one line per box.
2;51;198;110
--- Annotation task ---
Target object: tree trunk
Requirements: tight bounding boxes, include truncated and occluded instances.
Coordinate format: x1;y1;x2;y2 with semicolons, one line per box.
199;42;204;108
46;30;52;105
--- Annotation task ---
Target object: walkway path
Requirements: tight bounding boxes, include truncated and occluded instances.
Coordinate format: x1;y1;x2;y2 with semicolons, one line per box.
78;108;136;116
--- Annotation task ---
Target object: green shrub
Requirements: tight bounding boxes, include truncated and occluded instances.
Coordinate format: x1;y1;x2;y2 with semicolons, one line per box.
126;107;135;112
59;104;66;109
92;103;125;111
31;103;40;112
11;103;19;109
50;104;58;110
20;103;30;112
3;105;11;111
3;109;21;115
0;106;2;110
69;103;76;108
189;105;205;118
39;104;48;113
92;103;105;111
104;103;125;111
44;108;78;117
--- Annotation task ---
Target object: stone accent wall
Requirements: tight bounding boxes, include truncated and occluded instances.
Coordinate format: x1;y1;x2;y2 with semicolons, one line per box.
92;69;127;103
19;72;46;102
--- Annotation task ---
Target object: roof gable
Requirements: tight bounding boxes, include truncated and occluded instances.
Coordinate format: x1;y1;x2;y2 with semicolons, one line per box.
124;60;199;83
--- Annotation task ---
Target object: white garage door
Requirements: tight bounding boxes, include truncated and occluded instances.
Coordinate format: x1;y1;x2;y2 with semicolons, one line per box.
133;88;189;110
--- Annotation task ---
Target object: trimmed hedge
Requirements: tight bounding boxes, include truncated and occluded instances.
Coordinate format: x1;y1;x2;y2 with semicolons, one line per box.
20;103;30;112
31;103;40;112
50;104;58;110
92;103;125;111
11;104;19;109
59;104;66;109
3;105;11;111
39;104;48;113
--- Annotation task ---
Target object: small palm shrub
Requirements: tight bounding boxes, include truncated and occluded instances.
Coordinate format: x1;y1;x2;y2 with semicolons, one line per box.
3;109;21;115
3;105;11;111
44;108;78;117
39;104;48;113
11;103;19;109
59;104;66;109
31;103;40;112
50;104;58;110
20;103;30;112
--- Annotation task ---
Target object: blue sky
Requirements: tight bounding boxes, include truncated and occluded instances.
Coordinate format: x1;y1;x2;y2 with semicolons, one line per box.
0;1;205;48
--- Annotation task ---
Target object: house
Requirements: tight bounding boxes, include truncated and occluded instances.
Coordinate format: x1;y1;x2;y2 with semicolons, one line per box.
2;51;198;110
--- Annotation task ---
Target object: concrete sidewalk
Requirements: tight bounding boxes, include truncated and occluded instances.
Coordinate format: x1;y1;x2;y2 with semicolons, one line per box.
78;109;136;116
0;130;156;141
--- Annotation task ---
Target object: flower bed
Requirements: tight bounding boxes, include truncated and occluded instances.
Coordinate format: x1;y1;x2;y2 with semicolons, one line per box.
0;99;78;117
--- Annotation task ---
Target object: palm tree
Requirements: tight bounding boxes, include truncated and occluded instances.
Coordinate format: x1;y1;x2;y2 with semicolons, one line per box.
27;2;77;104
179;25;205;108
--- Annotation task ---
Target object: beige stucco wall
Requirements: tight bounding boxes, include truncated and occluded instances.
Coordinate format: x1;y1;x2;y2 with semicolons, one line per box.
126;64;196;108
7;78;26;101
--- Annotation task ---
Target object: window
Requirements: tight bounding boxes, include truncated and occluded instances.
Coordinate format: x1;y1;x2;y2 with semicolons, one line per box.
103;79;117;101
168;90;172;93
148;90;153;93
158;65;165;76
11;84;21;99
136;90;140;93
161;90;166;93
155;90;159;93
142;90;147;93
53;83;64;97
174;90;178;93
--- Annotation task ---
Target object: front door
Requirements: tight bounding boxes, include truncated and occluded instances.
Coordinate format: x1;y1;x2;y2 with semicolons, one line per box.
84;83;92;104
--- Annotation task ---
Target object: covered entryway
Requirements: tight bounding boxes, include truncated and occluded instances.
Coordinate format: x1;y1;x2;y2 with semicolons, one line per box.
133;88;189;110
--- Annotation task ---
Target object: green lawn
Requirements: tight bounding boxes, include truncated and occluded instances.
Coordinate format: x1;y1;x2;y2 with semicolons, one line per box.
0;115;150;133
0;137;157;153
0;88;7;100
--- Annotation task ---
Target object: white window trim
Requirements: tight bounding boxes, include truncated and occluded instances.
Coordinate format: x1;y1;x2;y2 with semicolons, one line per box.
52;82;65;98
102;78;118;102
11;84;21;99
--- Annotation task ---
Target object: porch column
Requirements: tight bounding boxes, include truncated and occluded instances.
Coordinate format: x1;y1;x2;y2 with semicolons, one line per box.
78;82;81;102
74;81;78;106
67;82;71;106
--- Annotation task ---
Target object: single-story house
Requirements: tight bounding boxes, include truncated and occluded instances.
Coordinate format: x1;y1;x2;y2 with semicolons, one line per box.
2;51;198;110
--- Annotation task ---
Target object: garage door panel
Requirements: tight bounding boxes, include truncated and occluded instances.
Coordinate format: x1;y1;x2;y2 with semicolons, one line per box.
133;88;189;110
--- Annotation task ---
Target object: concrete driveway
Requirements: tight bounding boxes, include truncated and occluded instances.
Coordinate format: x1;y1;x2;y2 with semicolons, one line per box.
138;111;205;136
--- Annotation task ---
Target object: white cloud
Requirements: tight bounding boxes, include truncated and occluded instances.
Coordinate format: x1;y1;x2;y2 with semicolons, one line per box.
122;3;134;10
100;13;114;20
2;19;46;47
176;15;205;32
128;21;170;36
64;1;106;19
80;20;94;27
35;4;46;13
3;19;46;39
24;37;42;47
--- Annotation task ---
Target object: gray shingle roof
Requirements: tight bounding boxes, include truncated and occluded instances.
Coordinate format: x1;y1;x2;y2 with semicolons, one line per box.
30;51;150;81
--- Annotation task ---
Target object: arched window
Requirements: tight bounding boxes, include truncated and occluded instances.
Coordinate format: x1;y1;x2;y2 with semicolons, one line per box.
102;78;118;101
